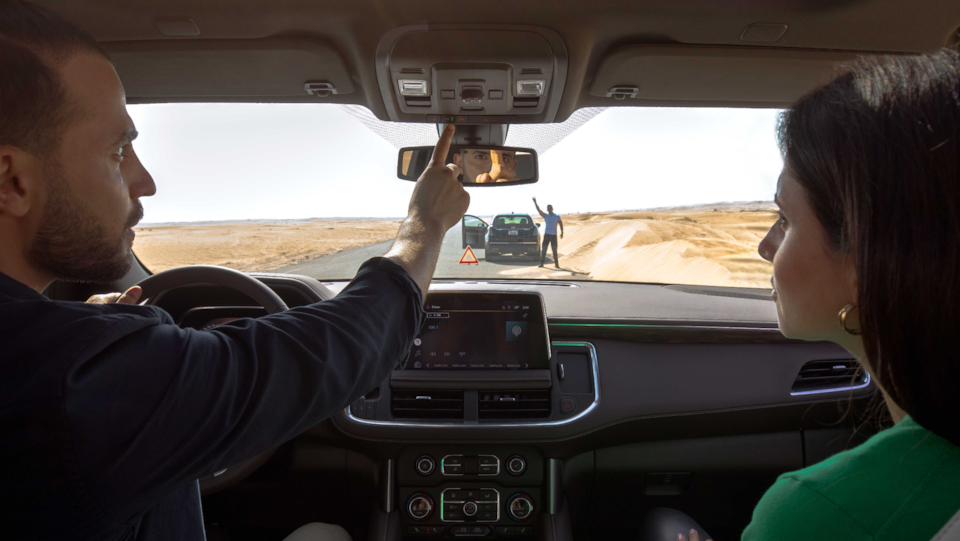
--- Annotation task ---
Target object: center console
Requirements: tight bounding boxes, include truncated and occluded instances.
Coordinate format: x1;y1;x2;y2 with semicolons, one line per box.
398;446;547;539
347;291;598;427
342;291;598;540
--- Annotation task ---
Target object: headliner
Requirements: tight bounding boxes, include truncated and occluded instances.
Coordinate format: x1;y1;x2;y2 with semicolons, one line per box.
37;0;960;122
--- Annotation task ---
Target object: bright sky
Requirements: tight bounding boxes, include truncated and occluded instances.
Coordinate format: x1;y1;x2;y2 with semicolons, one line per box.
128;104;784;224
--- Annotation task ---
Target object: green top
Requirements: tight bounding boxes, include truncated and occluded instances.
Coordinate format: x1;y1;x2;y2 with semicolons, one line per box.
743;416;960;540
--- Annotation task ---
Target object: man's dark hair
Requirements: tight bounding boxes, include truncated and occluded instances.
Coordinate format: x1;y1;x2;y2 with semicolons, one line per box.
0;0;109;154
777;50;960;446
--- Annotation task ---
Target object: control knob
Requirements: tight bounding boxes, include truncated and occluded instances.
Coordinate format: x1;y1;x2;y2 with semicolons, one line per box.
416;455;436;476
407;493;434;521
463;501;478;517
507;494;534;521
506;455;526;475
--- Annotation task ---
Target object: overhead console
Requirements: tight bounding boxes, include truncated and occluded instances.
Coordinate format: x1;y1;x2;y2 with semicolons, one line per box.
375;25;569;124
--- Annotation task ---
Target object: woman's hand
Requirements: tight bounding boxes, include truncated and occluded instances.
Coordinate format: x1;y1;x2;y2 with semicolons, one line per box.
85;286;142;305
679;528;713;541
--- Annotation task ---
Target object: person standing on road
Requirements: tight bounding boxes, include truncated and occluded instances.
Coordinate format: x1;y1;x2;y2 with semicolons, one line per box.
533;197;563;268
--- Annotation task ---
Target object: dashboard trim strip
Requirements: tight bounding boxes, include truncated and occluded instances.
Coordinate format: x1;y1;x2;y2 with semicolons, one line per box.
345;341;600;428
789;372;872;396
551;322;781;331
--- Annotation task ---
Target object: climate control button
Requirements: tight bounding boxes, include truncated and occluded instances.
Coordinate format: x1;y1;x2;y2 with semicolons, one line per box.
407;493;434;521
462;501;478;517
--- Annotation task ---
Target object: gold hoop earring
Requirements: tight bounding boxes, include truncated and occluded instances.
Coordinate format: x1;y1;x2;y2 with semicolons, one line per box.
838;303;861;335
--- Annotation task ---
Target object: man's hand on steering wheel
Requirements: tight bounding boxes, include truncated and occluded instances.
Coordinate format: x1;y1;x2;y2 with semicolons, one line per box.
85;286;143;305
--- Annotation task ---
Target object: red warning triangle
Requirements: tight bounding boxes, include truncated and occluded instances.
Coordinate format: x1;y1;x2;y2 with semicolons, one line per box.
459;245;480;265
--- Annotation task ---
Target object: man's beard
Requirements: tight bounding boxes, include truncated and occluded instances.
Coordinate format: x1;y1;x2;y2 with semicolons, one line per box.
28;162;143;284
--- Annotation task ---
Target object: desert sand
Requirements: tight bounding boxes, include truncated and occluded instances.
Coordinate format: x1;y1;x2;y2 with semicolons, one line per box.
134;219;402;273
134;204;776;288
500;203;777;288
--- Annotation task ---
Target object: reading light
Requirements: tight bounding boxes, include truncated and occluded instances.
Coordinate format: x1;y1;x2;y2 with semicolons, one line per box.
516;80;545;96
398;79;429;96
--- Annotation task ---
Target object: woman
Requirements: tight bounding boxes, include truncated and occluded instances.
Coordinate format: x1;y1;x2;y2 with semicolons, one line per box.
682;50;960;541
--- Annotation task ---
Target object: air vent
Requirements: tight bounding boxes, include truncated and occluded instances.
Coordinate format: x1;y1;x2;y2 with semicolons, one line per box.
399;67;424;74
479;390;551;420
391;390;463;420
791;359;869;395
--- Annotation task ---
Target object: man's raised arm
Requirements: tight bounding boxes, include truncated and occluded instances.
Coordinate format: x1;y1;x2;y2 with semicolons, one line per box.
532;197;546;218
386;124;467;294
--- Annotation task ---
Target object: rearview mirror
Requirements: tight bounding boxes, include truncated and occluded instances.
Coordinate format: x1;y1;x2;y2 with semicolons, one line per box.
398;146;538;186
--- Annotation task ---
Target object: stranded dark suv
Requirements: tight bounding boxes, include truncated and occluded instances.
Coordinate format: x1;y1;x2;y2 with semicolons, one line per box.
461;214;541;262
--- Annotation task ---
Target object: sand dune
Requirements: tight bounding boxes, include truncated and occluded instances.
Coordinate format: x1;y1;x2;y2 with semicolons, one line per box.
134;219;401;273
502;205;776;287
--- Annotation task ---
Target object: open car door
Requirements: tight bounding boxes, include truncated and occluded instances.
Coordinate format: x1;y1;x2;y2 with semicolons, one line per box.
462;215;489;249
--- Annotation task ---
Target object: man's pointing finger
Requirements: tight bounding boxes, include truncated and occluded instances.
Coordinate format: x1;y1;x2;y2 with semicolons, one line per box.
429;124;456;168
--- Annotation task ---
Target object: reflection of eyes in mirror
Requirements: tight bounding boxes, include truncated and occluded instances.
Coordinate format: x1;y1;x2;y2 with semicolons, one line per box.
453;150;522;184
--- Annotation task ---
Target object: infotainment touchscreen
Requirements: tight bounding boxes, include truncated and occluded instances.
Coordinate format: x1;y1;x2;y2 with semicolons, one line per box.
404;292;550;370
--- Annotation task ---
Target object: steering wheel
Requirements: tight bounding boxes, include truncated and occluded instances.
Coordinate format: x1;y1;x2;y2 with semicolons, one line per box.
136;265;289;495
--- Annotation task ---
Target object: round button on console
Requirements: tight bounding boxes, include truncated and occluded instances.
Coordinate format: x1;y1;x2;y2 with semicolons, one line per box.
415;455;436;476
506;455;526;475
507;494;534;521
463;502;478;517
407;493;434;521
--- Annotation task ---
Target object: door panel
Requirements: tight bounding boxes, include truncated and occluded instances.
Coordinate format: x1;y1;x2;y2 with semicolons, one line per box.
462;215;489;249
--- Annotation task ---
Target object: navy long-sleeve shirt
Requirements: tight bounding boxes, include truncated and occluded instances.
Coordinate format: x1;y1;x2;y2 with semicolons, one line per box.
0;257;423;540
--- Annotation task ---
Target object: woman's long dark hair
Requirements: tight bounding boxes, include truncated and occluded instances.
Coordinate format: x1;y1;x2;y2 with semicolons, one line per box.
777;50;960;446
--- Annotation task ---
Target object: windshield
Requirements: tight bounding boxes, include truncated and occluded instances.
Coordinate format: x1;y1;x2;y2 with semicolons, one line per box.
130;104;782;288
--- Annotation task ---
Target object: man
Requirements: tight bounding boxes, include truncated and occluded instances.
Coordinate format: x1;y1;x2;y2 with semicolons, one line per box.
533;197;563;268
0;2;469;540
453;149;519;183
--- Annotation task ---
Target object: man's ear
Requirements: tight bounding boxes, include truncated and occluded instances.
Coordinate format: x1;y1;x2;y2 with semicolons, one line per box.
0;146;42;218
452;153;462;167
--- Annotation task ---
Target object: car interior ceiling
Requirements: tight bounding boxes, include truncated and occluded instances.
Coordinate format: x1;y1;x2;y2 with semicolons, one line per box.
37;1;960;540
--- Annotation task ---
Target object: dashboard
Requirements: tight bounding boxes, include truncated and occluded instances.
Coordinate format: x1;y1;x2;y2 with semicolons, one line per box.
158;274;877;541
158;276;875;447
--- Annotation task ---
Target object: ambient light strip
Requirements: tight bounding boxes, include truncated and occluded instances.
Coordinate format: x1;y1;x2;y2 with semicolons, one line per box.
550;323;780;331
789;373;872;396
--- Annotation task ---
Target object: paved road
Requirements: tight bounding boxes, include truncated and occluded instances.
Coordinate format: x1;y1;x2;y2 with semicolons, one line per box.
274;224;590;281
274;240;394;278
